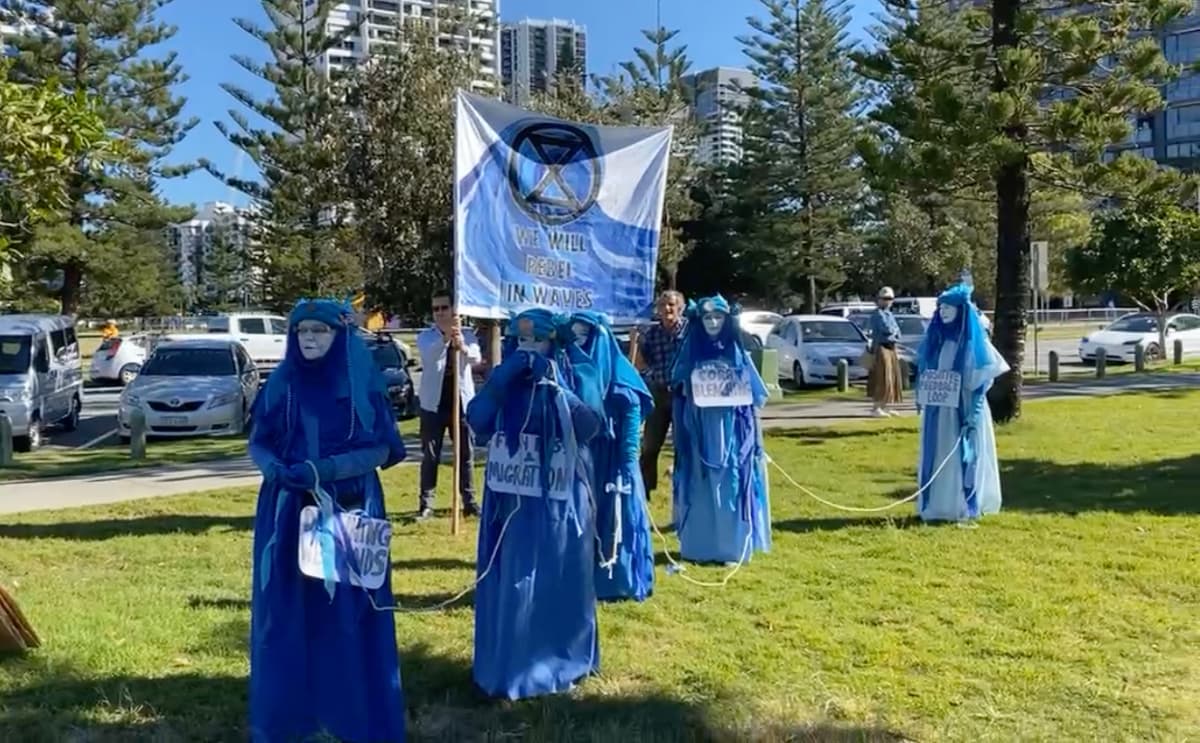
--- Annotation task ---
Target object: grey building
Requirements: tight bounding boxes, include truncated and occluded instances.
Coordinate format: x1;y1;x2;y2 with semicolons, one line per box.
500;17;587;106
680;66;758;166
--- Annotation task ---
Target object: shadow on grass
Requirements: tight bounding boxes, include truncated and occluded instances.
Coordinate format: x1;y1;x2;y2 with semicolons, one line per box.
772;515;921;534
765;426;911;443
391;557;476;571
0;646;910;742
0;514;254;541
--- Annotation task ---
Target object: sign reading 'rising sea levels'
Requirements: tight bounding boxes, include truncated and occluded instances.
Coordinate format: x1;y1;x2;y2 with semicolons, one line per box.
453;90;673;324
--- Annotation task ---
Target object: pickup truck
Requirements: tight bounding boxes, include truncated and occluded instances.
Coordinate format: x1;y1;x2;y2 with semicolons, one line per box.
203;313;289;375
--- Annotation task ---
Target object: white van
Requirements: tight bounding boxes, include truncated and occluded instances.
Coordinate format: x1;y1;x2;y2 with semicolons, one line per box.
0;315;84;451
202;312;288;375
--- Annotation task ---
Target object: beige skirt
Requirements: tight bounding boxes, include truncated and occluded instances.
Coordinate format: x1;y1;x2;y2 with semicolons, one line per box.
868;345;903;405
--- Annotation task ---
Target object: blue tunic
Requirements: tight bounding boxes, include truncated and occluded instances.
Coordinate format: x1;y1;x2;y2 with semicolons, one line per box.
566;311;655;603
466;339;604;700
669;297;772;565
247;302;407;743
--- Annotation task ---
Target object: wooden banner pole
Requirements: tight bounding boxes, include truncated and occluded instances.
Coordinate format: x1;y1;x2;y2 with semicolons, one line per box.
450;333;461;536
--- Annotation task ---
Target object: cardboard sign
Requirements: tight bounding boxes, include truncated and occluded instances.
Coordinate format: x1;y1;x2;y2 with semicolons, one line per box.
486;432;570;500
918;370;962;408
297;506;391;590
691;360;753;408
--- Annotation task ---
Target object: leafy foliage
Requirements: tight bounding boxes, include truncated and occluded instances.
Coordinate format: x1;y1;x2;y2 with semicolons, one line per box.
2;0;197;313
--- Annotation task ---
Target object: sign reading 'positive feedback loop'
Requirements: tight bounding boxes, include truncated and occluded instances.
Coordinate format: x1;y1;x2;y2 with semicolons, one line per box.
918;370;963;408
691;360;753;408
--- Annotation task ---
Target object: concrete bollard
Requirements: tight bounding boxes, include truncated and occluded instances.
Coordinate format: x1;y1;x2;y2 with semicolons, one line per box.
751;348;783;402
1174;339;1184;365
1096;352;1107;379
836;359;849;392
0;413;12;466
1135;344;1146;373
129;408;147;461
1048;351;1059;382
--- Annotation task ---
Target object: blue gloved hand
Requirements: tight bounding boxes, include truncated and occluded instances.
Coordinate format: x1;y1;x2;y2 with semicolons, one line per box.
279;462;316;492
529;353;552;381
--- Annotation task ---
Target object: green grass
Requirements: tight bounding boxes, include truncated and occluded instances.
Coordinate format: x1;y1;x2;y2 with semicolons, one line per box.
0;435;252;482
1;393;1198;741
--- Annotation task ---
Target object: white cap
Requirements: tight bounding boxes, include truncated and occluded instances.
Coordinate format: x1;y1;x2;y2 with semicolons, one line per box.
878;286;895;299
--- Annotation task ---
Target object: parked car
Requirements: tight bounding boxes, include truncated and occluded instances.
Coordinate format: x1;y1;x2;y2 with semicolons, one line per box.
358;330;419;420
1078;312;1200;364
0;314;83;451
203;312;288;375
118;337;259;441
739;310;784;347
818;301;876;319
89;333;150;385
765;315;870;387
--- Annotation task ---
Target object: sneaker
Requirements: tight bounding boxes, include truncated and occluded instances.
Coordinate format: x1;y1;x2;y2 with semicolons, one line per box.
462;503;480;518
870;407;886;418
415;507;435;521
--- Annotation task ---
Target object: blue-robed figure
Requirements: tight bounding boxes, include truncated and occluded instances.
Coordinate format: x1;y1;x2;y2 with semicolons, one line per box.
670;295;772;564
916;282;1008;522
466;308;605;700
247;298;408;743
565;311;655;602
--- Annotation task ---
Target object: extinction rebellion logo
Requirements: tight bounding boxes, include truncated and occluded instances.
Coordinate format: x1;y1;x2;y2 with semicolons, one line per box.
506;122;602;226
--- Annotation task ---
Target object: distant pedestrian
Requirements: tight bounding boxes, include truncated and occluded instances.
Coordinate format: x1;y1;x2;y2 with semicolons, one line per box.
867;286;903;417
635;290;687;498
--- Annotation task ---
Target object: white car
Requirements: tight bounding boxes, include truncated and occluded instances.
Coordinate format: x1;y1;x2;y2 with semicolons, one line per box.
1078;312;1200;364
766;315;870;386
89;334;150;385
738;310;784;347
119;337;259;440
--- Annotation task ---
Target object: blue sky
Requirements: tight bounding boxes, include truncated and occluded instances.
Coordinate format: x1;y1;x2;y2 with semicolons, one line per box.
156;0;880;208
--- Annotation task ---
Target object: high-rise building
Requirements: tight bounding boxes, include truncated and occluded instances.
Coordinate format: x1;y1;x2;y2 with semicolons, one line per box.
316;0;499;91
681;66;757;166
167;202;255;307
499;17;587;106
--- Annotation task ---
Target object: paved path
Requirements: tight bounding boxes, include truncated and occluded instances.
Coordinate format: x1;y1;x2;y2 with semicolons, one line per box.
2;373;1195;516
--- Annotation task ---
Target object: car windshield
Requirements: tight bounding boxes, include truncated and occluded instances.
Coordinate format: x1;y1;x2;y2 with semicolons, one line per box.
0;336;32;374
371;343;403;369
799;320;864;343
141;347;235;376
1107;315;1158;333
743;312;782;325
896;316;927;335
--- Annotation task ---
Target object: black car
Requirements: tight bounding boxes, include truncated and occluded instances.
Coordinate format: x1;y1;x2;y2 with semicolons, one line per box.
358;330;419;420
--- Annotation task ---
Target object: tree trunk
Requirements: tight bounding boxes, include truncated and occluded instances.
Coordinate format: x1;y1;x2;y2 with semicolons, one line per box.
58;262;83;316
987;0;1029;423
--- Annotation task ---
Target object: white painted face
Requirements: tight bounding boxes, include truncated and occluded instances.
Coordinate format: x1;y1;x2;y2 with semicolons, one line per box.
702;311;726;338
517;336;551;356
571;321;591;348
938;304;959;324
296;319;335;360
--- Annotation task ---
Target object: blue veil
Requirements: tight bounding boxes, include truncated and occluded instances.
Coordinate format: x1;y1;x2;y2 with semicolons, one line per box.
567;311;652;420
670;294;751;390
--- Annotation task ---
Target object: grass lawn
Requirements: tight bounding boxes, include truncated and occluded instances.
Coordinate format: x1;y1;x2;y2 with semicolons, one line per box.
0;436;252;482
1;393;1198;741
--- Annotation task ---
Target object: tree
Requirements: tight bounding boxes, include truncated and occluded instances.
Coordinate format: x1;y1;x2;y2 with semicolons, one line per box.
335;12;484;320
0;60;108;256
78;226;184;318
206;0;362;309
857;0;1191;422
737;0;866;313
600;28;702;288
1067;205;1200;357
3;0;197;314
198;230;251;312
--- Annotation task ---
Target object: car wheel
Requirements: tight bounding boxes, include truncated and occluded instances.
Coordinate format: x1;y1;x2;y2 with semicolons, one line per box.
15;416;42;453
792;361;806;388
1145;343;1162;362
60;396;81;432
119;364;141;385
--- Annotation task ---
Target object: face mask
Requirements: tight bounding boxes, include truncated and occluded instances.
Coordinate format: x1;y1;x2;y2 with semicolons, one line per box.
938;304;959;324
296;320;335;360
571;321;591;348
517;336;551;356
702;311;726;338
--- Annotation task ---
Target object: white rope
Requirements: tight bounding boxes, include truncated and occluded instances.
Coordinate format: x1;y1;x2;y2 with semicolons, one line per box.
651;513;753;588
764;433;964;513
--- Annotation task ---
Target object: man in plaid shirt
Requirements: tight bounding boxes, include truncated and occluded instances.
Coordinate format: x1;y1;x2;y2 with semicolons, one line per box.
635;290;687;498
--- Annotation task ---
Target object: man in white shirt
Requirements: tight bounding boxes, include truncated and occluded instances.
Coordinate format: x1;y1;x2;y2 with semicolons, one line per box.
415;289;481;520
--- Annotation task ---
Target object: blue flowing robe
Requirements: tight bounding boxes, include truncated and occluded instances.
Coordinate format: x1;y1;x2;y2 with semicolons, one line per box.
466;352;604;700
917;337;1008;522
248;365;407;742
566;314;655;602
672;351;772;564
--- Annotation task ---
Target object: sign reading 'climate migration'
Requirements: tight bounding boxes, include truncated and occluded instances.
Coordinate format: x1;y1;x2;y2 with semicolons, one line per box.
453;90;673;324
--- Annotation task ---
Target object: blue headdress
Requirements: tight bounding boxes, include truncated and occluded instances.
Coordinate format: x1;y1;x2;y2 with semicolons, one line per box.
671;294;748;389
261;297;379;448
917;282;990;377
567;310;652;424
